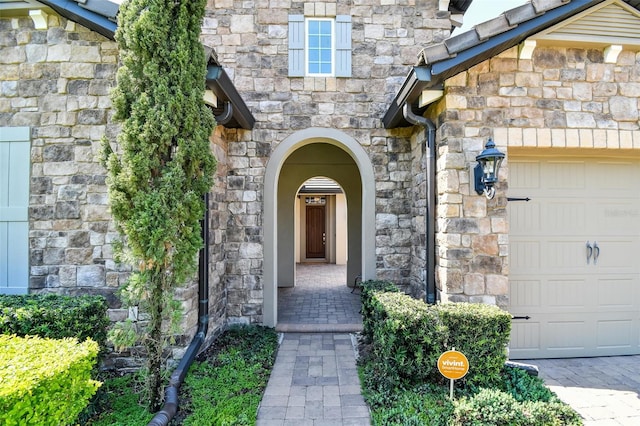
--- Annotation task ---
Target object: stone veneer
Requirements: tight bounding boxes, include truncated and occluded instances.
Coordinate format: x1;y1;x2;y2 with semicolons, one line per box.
0;12;228;366
429;45;640;308
201;0;455;323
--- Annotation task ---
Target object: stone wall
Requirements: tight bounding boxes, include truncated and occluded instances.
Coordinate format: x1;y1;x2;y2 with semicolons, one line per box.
0;14;122;302
0;12;227;364
202;0;455;314
433;45;640;308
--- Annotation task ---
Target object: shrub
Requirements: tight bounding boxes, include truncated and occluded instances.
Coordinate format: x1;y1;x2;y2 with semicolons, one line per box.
370;292;447;389
502;365;555;403
0;294;109;350
451;388;583;426
435;302;512;388
360;280;400;341
0;334;101;425
452;388;527;425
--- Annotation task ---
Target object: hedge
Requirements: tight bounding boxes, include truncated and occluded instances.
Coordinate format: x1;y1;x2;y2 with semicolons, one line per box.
363;285;512;389
0;294;109;350
0;334;101;425
360;280;400;342
371;292;447;388
435;302;512;388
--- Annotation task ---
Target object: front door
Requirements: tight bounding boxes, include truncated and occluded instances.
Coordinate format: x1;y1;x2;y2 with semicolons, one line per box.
306;205;325;259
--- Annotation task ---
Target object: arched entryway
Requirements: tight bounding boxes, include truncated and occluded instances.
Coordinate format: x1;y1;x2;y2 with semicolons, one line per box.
263;128;376;327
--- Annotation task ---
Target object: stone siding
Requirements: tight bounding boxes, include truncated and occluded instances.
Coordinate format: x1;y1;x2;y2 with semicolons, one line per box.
202;1;455;311
0;12;227;364
434;45;640;307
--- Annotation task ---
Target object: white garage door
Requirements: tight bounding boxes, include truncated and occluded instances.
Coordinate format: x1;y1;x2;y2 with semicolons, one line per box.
509;154;640;359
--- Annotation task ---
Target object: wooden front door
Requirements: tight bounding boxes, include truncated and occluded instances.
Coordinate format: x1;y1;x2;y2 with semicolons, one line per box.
306;205;326;259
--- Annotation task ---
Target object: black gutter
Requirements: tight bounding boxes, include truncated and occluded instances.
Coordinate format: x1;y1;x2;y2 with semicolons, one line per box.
402;104;437;305
37;0;116;40
148;193;210;426
384;0;600;128
382;67;432;129
206;65;256;130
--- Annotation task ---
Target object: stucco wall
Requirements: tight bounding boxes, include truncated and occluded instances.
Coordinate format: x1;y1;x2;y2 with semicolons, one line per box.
434;44;640;308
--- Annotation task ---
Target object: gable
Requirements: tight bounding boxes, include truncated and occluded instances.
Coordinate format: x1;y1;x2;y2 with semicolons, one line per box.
532;0;640;48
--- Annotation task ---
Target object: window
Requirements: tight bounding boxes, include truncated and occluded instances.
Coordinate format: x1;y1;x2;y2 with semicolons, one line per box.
307;19;333;75
288;15;351;77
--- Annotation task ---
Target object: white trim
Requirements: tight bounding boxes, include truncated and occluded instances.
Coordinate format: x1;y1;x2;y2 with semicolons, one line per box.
305;17;335;77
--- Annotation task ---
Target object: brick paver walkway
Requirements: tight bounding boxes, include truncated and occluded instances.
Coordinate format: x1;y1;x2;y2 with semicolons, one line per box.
257;333;370;425
257;263;370;425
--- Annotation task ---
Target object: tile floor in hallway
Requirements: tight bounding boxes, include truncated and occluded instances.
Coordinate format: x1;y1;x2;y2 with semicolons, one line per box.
277;263;362;332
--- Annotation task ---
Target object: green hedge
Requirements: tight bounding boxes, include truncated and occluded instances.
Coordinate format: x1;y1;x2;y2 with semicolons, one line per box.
435;302;512;388
363;284;512;389
360;280;400;342
0;294;109;350
371;292;447;388
0;334;101;425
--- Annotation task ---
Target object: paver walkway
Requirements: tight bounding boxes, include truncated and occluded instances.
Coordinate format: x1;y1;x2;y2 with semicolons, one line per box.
257;333;370;425
257;263;370;425
521;355;640;426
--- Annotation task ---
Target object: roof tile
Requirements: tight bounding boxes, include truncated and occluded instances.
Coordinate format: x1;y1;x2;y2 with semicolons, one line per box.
504;3;540;26
419;43;453;65
475;14;514;40
532;0;571;14
445;28;481;54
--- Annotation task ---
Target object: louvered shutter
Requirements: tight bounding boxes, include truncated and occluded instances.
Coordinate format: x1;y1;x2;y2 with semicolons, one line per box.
288;15;305;77
335;15;352;77
0;127;30;294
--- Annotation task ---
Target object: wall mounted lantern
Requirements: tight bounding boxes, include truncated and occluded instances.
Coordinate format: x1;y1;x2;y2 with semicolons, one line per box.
474;138;505;200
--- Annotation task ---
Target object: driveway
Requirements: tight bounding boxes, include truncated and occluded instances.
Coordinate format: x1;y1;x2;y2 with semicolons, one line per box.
520;355;640;425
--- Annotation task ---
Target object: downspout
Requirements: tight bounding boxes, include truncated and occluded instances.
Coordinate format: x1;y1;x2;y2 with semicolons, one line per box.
403;104;437;304
148;193;210;426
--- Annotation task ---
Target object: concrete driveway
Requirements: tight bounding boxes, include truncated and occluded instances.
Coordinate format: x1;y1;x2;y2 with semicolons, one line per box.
520;355;640;425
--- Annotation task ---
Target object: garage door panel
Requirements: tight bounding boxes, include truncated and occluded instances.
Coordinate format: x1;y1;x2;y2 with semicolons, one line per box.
510;241;540;271
510;202;540;234
546;161;586;190
509;155;640;359
597;277;637;309
510;321;540;352
547;279;589;309
597;319;633;350
547;320;589;351
546;202;586;234
510;279;541;309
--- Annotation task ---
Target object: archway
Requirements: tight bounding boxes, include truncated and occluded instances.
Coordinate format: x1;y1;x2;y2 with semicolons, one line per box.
263;128;376;327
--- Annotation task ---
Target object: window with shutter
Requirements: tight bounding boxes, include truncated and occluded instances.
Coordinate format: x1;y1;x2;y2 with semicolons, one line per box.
288;14;352;77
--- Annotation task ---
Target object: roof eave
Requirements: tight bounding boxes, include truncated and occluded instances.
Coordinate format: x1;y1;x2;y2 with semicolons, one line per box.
37;0;116;40
383;0;601;129
206;65;255;130
382;67;433;129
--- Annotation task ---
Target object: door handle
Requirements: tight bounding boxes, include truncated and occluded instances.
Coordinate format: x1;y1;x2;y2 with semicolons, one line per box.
593;241;599;265
586;241;593;264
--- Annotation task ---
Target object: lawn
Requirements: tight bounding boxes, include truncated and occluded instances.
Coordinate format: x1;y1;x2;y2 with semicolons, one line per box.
81;325;278;425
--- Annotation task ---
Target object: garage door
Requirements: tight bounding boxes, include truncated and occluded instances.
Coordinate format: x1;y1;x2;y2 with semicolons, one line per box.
509;154;640;359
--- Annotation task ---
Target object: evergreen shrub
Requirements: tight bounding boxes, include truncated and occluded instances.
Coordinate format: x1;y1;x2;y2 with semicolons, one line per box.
0;294;109;350
0;335;101;425
360;280;400;341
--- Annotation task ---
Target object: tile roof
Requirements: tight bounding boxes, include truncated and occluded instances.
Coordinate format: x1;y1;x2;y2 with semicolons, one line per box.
383;0;640;128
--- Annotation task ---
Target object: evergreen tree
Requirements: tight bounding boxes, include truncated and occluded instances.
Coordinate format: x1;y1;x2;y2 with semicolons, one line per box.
101;0;215;410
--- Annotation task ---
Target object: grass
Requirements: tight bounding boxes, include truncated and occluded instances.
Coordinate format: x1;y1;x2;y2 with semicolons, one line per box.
81;325;279;425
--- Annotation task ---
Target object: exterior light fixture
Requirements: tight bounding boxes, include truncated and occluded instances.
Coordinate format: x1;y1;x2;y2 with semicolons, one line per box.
474;138;505;200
